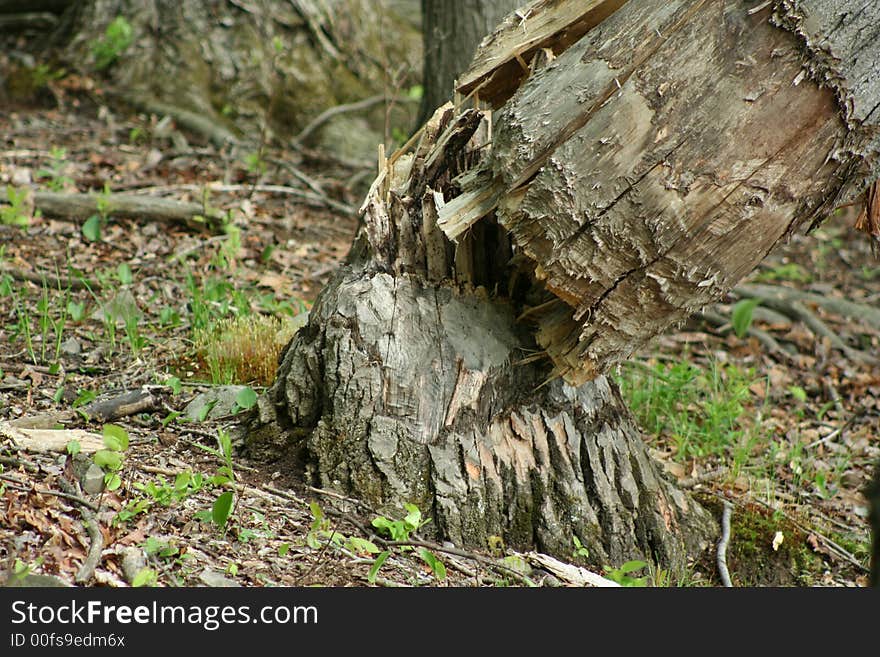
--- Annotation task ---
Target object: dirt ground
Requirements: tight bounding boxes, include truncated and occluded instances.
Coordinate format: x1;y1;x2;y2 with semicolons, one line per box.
1;76;878;588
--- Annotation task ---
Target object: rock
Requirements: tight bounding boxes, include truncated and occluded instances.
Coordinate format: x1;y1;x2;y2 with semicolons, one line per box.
81;463;106;495
60;336;81;356
120;547;147;585
183;385;252;421
198;568;240;587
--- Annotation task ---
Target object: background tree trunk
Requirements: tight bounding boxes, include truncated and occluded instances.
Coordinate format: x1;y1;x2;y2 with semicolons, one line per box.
416;0;522;127
39;0;422;154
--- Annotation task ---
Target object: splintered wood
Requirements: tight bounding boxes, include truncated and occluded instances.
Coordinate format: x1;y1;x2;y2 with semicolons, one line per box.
456;0;628;108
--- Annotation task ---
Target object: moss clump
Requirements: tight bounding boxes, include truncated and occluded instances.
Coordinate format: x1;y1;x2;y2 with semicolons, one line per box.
195;315;287;386
697;495;824;586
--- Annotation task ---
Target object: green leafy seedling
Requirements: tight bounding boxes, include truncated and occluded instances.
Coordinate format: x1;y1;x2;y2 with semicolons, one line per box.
131;568;158;587
572;535;590;560
212;491;234;527
731;298;761;338
418;548;447;582
367;551;391;584
234;386;258;412
605;560;648;587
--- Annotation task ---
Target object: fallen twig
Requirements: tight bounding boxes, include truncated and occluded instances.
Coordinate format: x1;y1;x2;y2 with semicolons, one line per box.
83;389;163;423
717;500;733;587
0;264;93;291
697;309;798;364
120;95;238;148
58;479;104;584
734;283;880;332
291;94;387;147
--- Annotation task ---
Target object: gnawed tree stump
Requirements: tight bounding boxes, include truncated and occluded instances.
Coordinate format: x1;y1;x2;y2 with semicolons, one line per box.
247;0;880;568
247;104;717;567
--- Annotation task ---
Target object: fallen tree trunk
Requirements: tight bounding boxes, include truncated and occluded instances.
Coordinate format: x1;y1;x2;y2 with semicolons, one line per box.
450;0;880;384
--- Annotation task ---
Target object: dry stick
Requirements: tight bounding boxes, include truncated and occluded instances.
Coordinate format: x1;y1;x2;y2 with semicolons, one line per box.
0;474;99;511
120;95;238;148
83;389;162;423
134;182;355;216
805;416;855;450
0;264;92;291
291;95;388;148
679;467;728;490
0;454;39;472
58;479;104;584
0;12;58;30
381;539;536;586
717;501;734;587
32;191;226;230
734;283;880;332
739;294;878;365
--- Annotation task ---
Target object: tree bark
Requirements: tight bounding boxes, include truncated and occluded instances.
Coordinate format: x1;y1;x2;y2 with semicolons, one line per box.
417;0;523;126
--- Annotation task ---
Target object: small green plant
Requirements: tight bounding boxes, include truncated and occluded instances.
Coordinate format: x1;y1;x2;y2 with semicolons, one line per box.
604;560;648;587
243;151;267;178
131;568;158;587
305;501;342;549
195;315;284;385
94;424;130;491
91;16;133;70
83;183;114;242
731;298;761;338
191;429;237;530
753;262;811;284
371;503;429;542
1;185;31;227
6;558;45;585
144;536;179;560
572;535;590;560
11;286;36;364
367;504;445;584
67;299;87;322
417;548;447;582
617;358;766;469
28;63;66;91
36;146;74;192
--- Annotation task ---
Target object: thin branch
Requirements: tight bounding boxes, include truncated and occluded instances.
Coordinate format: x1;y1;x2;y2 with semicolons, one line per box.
717;501;733;587
291;95;387;147
58;478;103;584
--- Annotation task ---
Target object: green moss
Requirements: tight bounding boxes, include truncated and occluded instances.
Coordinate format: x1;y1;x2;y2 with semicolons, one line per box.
697;495;825;586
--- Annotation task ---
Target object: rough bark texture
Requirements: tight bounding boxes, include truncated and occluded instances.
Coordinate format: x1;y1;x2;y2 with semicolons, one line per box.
417;0;523;126
42;0;421;150
441;0;880;385
247;104;718;567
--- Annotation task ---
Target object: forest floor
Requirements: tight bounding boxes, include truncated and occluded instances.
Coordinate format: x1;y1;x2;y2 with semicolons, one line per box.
1;80;879;588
